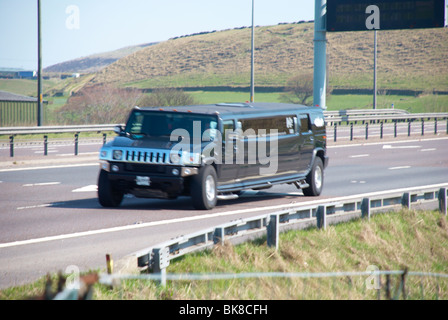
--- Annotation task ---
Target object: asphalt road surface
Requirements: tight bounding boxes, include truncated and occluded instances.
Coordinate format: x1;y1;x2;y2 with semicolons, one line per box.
0;137;447;289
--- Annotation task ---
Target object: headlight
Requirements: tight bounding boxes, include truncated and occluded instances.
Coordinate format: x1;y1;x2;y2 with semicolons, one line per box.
170;151;200;165
170;151;181;164
113;150;123;160
100;150;108;158
181;152;201;165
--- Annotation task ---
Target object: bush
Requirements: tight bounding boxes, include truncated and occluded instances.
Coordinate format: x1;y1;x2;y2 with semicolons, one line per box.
56;85;142;124
138;88;197;107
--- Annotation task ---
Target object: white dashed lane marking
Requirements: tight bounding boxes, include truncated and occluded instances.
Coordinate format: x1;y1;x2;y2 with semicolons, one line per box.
72;185;98;193
22;182;61;187
388;166;412;170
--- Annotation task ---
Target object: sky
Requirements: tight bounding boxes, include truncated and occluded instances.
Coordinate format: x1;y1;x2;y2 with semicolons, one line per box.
0;0;315;70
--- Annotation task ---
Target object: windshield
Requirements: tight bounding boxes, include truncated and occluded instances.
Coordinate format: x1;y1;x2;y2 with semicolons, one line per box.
125;110;218;141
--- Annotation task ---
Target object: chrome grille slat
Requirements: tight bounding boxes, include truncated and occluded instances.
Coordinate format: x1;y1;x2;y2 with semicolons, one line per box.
122;148;171;165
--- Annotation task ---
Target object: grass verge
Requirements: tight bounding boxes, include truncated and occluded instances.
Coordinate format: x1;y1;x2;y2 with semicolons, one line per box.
2;209;446;300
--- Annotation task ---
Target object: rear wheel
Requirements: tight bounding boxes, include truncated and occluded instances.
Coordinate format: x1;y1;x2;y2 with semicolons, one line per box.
98;170;124;207
190;166;218;210
303;157;324;196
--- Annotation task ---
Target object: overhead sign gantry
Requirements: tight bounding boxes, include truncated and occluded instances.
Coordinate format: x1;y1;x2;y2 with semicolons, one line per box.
326;0;445;32
313;0;446;109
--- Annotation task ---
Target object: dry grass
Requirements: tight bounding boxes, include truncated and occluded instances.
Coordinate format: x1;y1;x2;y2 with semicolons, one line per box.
91;209;448;300
89;23;448;91
2;209;446;300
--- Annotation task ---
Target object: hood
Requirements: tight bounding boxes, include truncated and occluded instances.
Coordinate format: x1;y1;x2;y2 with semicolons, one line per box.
109;136;178;150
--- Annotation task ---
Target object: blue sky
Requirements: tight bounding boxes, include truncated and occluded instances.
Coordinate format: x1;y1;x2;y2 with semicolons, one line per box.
0;0;315;70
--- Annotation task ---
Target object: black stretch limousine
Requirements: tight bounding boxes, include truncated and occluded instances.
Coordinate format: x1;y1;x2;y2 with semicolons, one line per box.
98;102;328;210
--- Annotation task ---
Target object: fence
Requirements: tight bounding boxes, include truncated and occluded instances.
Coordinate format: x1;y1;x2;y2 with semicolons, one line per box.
131;183;447;287
0;100;48;127
95;270;448;300
42;268;448;300
0;124;117;157
326;112;448;142
1;110;447;157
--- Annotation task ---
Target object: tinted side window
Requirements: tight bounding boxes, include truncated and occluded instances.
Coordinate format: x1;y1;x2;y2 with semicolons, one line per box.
298;114;311;133
222;120;235;141
240;116;297;137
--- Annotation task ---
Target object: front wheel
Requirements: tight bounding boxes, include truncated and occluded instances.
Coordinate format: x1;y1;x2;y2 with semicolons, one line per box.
303;157;324;196
190;166;218;210
98;170;124;207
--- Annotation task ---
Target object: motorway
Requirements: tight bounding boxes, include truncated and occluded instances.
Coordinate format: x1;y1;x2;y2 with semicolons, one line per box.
0;136;448;289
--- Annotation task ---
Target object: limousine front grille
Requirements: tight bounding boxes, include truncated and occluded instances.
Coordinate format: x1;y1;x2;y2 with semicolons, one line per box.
124;163;166;174
124;149;171;165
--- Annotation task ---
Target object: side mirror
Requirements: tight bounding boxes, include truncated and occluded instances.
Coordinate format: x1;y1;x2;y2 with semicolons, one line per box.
114;125;124;135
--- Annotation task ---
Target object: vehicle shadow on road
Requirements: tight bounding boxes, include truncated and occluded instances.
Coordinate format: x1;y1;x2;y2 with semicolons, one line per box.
48;190;307;212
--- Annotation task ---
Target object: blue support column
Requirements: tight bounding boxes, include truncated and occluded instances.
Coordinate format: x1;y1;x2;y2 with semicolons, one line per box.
313;0;327;109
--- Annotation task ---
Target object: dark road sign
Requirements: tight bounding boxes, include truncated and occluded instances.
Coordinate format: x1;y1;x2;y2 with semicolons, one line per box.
326;0;446;32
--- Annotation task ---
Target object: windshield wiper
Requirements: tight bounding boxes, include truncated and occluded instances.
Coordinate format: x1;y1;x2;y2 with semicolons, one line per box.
129;132;149;137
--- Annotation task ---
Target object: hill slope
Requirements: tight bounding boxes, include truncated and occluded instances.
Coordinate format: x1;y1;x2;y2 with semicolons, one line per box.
88;22;448;91
44;42;157;74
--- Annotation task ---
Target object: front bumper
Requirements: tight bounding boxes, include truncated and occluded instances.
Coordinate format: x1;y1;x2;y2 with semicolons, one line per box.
107;172;185;199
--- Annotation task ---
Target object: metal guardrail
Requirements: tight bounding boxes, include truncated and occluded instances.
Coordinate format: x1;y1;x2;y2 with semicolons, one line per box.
2;110;447;158
325;112;448;124
1;110;446;136
132;183;448;286
324;108;410;117
0;124;118;135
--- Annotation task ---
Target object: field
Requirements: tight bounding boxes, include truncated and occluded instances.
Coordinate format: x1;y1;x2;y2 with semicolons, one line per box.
90;22;448;92
169;91;448;113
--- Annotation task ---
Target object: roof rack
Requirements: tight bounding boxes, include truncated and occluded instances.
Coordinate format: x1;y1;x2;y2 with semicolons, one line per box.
215;103;253;108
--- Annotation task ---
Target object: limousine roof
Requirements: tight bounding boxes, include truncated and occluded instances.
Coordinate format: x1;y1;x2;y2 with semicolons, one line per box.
136;102;321;117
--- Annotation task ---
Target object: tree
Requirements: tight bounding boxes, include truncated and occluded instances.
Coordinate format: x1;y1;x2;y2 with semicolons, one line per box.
281;73;314;105
281;73;332;106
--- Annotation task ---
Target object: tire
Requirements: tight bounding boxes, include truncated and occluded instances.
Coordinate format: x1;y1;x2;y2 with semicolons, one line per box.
97;170;124;207
303;157;324;196
190;166;218;210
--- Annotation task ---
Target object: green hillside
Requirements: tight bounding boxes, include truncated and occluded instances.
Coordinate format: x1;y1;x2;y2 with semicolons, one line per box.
89;22;448;92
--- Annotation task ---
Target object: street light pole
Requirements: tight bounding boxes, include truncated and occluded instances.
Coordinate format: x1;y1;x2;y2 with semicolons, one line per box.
250;0;255;103
373;30;377;110
37;0;43;126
